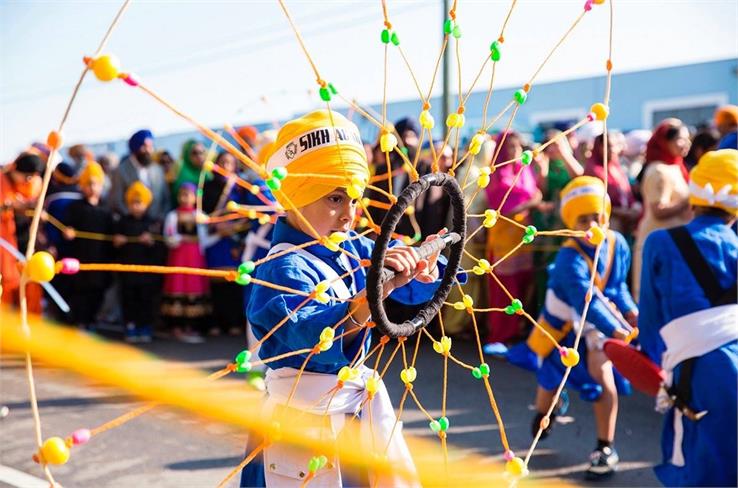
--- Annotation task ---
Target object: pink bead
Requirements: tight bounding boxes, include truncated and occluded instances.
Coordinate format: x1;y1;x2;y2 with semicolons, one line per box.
503;450;515;461
60;258;80;275
584;0;593;11
71;429;91;445
586;112;596;122
123;73;139;87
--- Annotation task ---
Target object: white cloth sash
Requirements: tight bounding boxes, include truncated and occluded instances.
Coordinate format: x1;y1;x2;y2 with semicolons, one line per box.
262;366;419;487
657;304;738;466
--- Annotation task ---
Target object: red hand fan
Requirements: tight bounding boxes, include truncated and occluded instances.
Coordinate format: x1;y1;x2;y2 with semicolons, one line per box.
603;339;665;397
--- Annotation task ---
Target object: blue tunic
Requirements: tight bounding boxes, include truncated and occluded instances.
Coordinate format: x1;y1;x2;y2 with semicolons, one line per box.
241;218;454;487
639;215;738;487
508;231;636;400
247;218;450;374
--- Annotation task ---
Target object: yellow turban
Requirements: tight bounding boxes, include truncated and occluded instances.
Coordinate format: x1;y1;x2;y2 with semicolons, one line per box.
125;181;153;208
78;161;105;187
560;176;611;229
689;149;738;216
264;109;368;210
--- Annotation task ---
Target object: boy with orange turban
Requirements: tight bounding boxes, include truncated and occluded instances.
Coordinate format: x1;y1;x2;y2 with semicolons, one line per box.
112;181;165;342
240;110;449;487
508;176;637;479
61;161;113;331
639;149;737;486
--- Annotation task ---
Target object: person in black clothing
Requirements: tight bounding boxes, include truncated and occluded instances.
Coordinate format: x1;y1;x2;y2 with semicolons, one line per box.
113;181;165;342
62;161;113;331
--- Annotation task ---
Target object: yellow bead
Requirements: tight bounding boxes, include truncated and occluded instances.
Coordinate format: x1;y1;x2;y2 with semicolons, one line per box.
249;185;260;195
478;258;491;272
588;225;605;245
472;266;485;276
469;133;485;155
26;252;56;283
439;336;452;354
347;184;362;200
445;113;459;128
203;160;214;172
590;103;609;121
462;294;474;308
226;201;238;211
40;437;71;465
453;301;465;310
560;347;580;367
480;166;492;176
329;232;346;244
338;366;352;382
419;110;435;129
258;215;270;225
318;339;332;352
319;327;335;342
404;205;415;216
315;282;329;294
91;54;121;82
477;174;490;189
400;367;417;384
505;457;528;477
195;211;208;224
483;209;498;228
593;0;605;4
366;376;379;395
247;209;258;219
358;217;369;228
380;133;398;153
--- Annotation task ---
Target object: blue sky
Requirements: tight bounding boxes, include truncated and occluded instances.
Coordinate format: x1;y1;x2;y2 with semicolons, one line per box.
1;0;736;161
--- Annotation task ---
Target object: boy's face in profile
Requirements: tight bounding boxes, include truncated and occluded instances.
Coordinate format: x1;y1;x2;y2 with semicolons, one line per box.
128;198;148;219
295;188;358;236
81;178;104;201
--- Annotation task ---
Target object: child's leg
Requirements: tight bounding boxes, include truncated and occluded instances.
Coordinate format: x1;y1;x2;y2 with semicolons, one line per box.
535;386;555;414
587;347;618;443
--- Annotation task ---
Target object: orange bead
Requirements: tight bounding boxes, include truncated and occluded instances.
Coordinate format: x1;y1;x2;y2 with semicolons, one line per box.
46;131;63;150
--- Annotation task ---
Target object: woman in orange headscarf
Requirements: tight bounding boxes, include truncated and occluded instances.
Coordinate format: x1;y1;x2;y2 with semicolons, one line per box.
1;153;44;313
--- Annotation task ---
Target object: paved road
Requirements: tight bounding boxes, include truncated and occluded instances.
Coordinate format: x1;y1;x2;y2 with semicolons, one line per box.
1;331;662;487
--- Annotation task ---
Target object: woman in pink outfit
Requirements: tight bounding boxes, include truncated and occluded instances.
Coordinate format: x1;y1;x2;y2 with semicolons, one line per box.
484;131;542;353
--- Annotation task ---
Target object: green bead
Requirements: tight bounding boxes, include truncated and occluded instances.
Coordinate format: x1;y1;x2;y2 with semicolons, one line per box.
196;188;203;197
479;363;490;376
308;457;320;473
513;89;527;105
271;167;288;180
413;232;421;242
521;150;533;165
525;225;537;236
238;261;255;275
438;416;450;431
429;420;441;432
490;41;501;61
390;32;400;46
266;177;281;191
328;83;337;95
381;29;390;44
511;299;523;311
235;361;252;373
452;25;462;39
443;19;453;34
235;350;252;365
471;367;482;379
400;146;409;155
317;455;327;469
504;305;515;315
522;234;534;244
235;273;252;286
319;86;331;102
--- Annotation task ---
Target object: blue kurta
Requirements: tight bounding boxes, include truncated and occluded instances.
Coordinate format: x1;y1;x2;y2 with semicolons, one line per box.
508;231;636;400
242;218;454;487
639;215;738;487
248;217;451;373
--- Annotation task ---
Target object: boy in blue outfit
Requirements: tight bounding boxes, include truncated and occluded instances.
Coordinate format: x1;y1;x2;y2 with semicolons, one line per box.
509;176;637;480
639;149;738;487
241;110;446;487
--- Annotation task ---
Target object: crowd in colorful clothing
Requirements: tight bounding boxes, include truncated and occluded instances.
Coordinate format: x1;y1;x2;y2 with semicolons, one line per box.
1;104;736;486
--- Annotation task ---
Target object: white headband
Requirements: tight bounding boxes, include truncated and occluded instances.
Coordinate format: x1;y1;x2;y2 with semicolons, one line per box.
689;181;738;209
266;126;364;171
561;184;606;207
